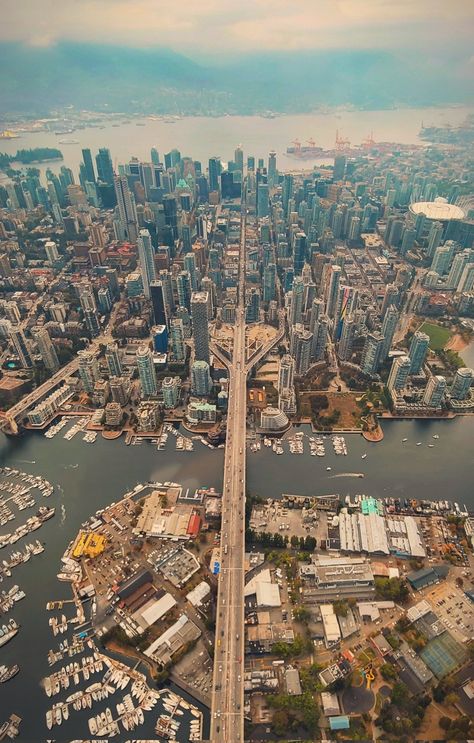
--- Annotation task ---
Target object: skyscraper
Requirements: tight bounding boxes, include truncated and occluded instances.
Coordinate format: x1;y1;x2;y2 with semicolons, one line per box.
268;151;277;187
325;265;341;319
338;315;356;361
105;343;123;378
9;328;33;368
311;316;329;361
81;149;96;184
33;327;59;371
208;157;221;193
78;283;100;337
289;277;304;326
137;229;156;298
191;291;210;363
333;155;346;182
278;355;295;396
450;367;473;400
263;263;276;302
257;181;269;218
114;175;138;242
293;232;306;275
408;331;430;374
170;319;186;362
446;250;473;290
149;281;167;326
136;345;158;397
387;355;411;392
77;349;100;393
380;306;399;363
191;360;212;396
292;326;313;375
361;331;385;375
423;375;446;407
95;148;114;185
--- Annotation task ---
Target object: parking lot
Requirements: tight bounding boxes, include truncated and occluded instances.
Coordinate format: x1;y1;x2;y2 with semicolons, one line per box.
250;501;328;542
423;582;474;643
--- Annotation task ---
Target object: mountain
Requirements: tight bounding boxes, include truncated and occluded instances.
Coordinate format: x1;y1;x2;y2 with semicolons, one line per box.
0;42;472;116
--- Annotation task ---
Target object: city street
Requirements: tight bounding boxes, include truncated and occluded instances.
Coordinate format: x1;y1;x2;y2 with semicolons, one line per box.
210;206;247;743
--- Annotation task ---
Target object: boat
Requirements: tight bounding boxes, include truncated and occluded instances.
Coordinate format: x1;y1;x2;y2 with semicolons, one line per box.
58;139;79;145
416;442;422;446
428;444;434;448
0;664;19;682
88;717;97;735
55;706;62;726
326;466;332;471
46;710;53;730
0;624;19;648
361;454;367;459
402;438;408;442
433;434;439;439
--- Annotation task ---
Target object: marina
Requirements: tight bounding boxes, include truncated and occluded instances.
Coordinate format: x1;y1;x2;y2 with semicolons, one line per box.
0;416;473;736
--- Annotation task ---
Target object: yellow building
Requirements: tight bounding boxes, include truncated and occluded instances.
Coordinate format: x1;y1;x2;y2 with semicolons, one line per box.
72;531;107;559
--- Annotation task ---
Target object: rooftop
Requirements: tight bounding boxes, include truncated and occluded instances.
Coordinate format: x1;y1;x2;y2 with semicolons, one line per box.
410;197;465;221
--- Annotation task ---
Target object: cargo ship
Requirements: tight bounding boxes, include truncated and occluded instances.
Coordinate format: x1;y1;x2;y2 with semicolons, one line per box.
286;139;324;159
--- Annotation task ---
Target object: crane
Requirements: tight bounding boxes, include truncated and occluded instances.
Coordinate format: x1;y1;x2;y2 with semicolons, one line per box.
335;129;350;151
307;138;316;148
291;139;301;151
362;131;376;149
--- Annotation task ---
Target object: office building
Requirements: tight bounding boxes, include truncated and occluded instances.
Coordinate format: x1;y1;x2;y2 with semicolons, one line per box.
409;331;430;374
81;148;96;184
114;174;138;242
78;283;100;337
388;355;411;392
257;182;269;218
9;328;33;368
192;360;212;396
191;291;210;363
136;345;158;397
95;148;114;185
208;157;221;193
423;375;446;408
268;151;277;187
137;229;156;298
33;327;59;371
450;367;473;400
361;331;385;375
293;232;306;275
152;325;168;353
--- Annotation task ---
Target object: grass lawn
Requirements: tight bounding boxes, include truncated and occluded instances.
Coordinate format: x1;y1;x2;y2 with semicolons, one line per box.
298;392;363;428
419;322;451;350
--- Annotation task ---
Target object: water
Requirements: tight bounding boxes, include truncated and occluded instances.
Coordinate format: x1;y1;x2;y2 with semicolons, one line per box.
1;412;474;737
0;431;222;740
1;107;472;179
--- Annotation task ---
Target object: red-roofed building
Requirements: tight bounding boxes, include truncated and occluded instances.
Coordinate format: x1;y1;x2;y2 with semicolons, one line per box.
187;514;201;538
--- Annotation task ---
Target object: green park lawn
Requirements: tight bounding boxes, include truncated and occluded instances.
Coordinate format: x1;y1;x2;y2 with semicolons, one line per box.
419;322;451;350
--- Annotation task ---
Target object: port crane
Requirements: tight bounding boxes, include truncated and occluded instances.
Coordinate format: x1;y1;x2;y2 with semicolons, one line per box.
335;129;350;151
291;139;301;151
362;131;376;150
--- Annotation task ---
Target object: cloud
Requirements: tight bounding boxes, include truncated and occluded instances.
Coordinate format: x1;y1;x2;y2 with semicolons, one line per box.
1;0;473;53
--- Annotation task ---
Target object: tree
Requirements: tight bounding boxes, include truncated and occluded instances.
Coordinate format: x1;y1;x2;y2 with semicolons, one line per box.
439;717;452;731
271;709;289;736
332;599;348;617
380;663;397;681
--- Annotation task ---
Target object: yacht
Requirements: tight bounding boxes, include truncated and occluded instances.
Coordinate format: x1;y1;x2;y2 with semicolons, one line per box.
402;438;408;442
416;442;422;446
361;453;367;459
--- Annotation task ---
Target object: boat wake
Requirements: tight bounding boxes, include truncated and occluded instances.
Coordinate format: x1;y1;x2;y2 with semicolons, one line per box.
14;460;36;465
60;504;66;524
63;464;79;469
329;472;365;478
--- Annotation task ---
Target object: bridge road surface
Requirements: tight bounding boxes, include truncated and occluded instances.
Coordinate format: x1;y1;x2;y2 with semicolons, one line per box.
209;205;247;743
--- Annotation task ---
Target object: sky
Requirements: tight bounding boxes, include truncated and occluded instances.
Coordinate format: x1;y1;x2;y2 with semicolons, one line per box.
1;0;473;56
